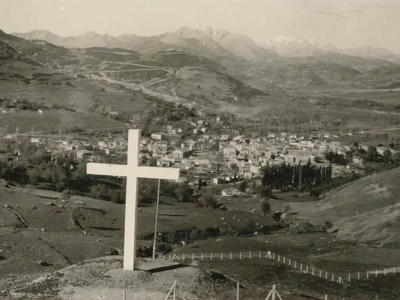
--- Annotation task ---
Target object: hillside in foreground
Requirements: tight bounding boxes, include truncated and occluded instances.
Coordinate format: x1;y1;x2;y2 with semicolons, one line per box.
310;167;400;247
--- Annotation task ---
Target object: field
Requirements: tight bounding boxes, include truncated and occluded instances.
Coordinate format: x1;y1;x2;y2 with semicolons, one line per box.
0;183;272;278
2;167;400;299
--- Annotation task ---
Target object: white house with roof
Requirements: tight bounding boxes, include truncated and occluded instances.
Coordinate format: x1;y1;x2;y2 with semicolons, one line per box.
151;132;165;140
222;188;239;197
172;148;192;159
77;150;92;160
221;144;237;158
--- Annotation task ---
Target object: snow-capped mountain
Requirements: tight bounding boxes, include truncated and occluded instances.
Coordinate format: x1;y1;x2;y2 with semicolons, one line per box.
263;36;320;57
158;27;277;60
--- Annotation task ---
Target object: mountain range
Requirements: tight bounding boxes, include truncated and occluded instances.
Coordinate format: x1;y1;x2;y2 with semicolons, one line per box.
263;36;400;64
12;28;400;64
13;27;277;61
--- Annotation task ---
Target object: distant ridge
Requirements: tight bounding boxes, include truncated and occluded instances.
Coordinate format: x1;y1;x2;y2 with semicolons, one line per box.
261;35;400;63
13;27;277;60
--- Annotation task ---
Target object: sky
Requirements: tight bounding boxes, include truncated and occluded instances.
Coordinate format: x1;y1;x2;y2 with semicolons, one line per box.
1;0;400;53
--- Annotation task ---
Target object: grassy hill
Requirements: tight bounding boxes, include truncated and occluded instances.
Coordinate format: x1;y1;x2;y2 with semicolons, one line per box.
0;40;157;132
305;167;400;247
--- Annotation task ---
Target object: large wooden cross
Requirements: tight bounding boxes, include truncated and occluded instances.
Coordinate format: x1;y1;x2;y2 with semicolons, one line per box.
87;129;180;270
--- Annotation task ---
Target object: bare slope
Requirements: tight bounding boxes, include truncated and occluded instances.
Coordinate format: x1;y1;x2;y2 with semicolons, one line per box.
314;167;400;246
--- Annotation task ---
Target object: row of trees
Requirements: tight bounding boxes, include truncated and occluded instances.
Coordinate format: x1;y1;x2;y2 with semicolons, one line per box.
261;162;333;192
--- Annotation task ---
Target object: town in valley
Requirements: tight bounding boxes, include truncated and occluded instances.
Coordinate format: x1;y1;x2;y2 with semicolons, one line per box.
1;1;400;299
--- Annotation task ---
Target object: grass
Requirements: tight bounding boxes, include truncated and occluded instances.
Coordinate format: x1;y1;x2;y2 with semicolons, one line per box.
0;110;125;133
174;236;400;299
0;184;272;277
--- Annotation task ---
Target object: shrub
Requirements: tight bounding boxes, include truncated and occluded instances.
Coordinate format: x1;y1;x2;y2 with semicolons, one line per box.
232;221;256;236
62;189;71;200
324;221;333;229
175;184;193;203
201;194;218;208
239;181;248;193
261;201;271;216
255;185;272;197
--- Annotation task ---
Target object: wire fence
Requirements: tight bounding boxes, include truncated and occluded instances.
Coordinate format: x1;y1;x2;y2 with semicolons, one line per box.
159;250;399;284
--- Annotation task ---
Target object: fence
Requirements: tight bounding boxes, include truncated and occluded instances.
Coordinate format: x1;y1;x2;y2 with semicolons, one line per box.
159;250;399;284
164;280;177;300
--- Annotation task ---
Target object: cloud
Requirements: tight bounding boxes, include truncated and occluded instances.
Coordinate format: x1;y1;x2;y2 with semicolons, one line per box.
339;9;365;14
316;10;347;19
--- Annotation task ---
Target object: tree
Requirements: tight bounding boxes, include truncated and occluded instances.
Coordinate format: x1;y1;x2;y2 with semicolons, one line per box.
364;145;379;162
239;181;248;193
29;150;50;165
175;184;193;203
261;201;271;216
111;190;124;204
91;183;110;201
148;157;157;166
139;179;156;204
201;193;218;208
255;185;272;197
27;167;40;185
62;189;71;200
383;149;392;163
51;166;69;191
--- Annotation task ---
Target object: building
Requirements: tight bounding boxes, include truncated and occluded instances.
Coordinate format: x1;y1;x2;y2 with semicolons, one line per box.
221;188;239;197
151;133;165;140
172;148;192;159
222;145;237;158
76;150;92;160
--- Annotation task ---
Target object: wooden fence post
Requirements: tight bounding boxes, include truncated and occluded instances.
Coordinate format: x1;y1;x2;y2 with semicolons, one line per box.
122;289;126;300
358;272;360;280
237;280;239;300
240;252;242;259
210;253;213;260
230;252;233;260
201;253;204;260
249;251;252;259
348;273;350;281
221;253;223;260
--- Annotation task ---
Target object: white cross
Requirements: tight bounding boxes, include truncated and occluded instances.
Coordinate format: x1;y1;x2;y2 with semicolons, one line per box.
87;129;180;270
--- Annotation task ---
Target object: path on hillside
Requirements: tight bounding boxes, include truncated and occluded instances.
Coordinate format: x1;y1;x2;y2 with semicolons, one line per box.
88;73;186;104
